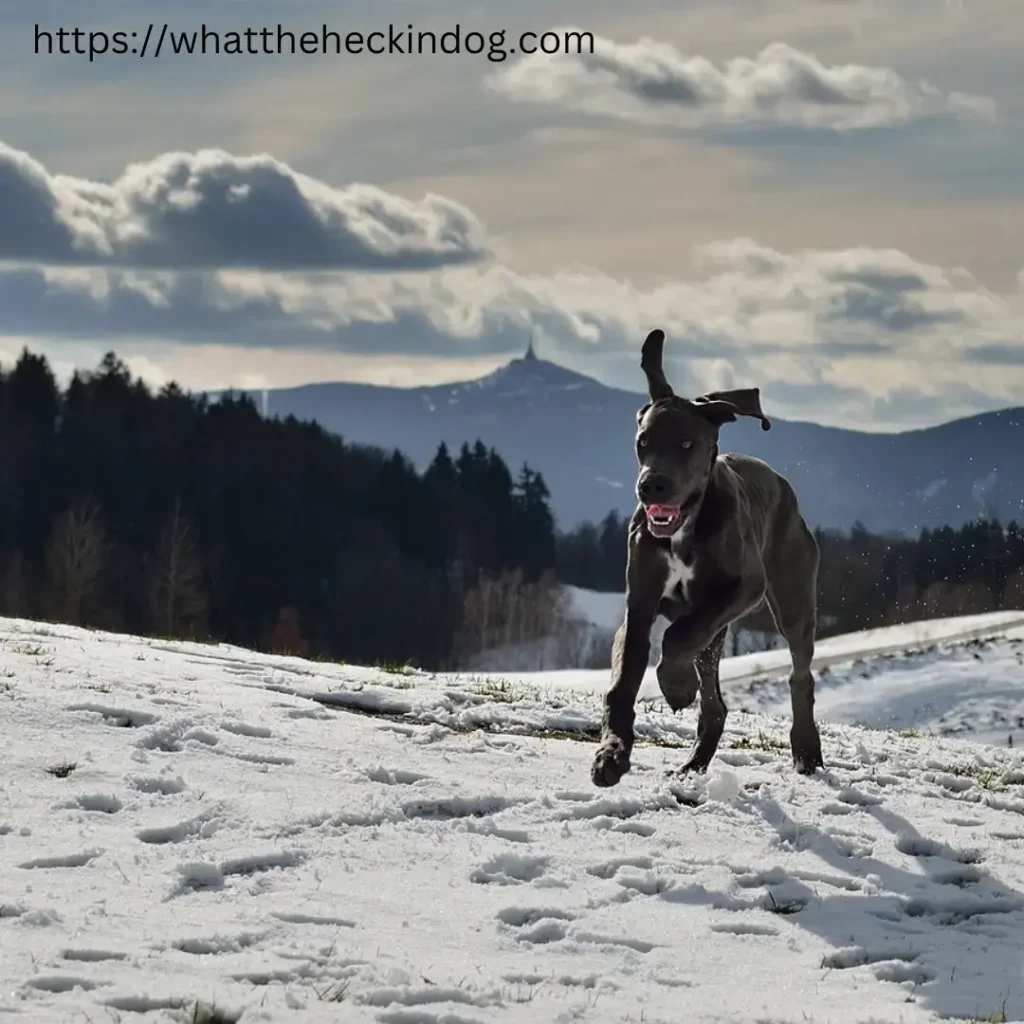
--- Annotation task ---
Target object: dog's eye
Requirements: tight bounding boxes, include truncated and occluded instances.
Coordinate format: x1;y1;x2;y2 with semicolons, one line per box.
637;436;648;448
681;440;693;450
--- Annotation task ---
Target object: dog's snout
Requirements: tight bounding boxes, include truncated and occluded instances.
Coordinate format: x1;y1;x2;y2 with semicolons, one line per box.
638;473;672;503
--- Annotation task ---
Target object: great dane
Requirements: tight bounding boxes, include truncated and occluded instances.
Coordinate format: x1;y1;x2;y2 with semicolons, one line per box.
591;328;824;787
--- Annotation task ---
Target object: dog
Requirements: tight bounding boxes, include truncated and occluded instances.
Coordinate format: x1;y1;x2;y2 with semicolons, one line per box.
591;328;824;787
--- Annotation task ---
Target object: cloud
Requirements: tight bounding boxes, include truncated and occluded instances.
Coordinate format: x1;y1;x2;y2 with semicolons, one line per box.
5;234;1024;428
0;140;488;271
2;135;1021;430
487;34;996;133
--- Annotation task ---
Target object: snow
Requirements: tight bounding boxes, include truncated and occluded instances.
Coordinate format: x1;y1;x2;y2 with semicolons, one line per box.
564;585;622;633
479;608;1024;698
737;628;1024;747
4;614;1024;1022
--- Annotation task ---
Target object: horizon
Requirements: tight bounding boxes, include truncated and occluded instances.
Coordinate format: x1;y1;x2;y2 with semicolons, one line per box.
8;337;1022;438
4;1;1024;434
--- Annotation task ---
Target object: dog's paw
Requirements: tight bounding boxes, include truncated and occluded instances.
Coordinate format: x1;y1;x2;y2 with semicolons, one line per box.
592;738;631;788
677;752;713;776
657;662;699;713
791;725;824;775
662;688;698;714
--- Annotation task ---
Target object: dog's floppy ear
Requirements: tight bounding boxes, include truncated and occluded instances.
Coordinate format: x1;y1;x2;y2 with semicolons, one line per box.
640;329;674;401
692;388;771;431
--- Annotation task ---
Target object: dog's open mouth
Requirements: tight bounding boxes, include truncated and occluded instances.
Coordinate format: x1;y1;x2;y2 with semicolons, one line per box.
644;503;683;538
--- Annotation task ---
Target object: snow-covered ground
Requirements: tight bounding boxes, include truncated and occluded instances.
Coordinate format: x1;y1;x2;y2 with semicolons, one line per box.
478;609;1024;698
733;630;1024;748
4;614;1024;1023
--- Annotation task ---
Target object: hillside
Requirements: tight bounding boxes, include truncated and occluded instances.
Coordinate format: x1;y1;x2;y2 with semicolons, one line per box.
4;615;1024;1022
216;349;1024;533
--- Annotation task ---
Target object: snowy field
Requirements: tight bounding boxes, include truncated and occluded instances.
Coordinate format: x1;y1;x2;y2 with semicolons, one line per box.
4;615;1024;1023
481;608;1024;700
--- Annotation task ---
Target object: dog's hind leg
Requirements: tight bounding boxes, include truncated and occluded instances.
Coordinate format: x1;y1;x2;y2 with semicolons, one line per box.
675;627;729;775
764;514;824;775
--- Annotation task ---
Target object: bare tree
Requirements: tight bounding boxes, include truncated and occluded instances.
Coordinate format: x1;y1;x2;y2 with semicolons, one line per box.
456;568;577;670
147;498;208;638
44;501;107;626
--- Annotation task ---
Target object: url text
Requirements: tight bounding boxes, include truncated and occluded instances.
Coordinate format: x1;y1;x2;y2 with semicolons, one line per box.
34;24;596;64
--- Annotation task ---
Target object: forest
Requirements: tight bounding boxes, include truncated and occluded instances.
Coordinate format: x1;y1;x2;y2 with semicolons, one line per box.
0;350;556;670
2;348;1022;672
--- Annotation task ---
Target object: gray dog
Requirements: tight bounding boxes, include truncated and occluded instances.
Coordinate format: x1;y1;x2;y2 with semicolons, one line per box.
591;329;824;788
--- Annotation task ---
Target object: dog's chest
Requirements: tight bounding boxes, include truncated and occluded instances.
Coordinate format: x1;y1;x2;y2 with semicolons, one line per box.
660;550;695;604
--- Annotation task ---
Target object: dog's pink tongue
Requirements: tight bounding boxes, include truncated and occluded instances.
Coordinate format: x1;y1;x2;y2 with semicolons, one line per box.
646;504;679;517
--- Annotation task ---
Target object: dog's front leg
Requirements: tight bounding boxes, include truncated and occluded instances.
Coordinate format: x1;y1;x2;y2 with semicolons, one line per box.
592;607;656;788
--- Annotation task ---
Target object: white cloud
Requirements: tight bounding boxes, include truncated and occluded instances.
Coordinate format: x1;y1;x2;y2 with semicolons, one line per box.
488;34;996;132
3;136;1021;430
6;235;1024;429
0;140;488;271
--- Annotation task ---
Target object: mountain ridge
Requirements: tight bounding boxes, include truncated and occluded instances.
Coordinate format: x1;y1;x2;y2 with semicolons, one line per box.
210;351;1024;533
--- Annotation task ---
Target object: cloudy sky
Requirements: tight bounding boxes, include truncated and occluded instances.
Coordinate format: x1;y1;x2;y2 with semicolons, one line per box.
2;0;1023;429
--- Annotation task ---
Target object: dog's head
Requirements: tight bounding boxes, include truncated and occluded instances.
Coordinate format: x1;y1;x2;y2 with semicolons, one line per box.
634;329;771;538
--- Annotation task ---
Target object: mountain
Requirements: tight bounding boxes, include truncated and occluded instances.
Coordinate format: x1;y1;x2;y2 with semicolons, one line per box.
212;346;1024;534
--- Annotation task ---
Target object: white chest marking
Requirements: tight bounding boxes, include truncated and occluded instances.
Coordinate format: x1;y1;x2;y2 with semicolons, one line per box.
661;550;695;603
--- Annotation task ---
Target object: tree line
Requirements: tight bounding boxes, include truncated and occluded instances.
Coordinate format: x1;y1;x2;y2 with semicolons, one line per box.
0;350;560;670
557;512;1024;639
4;348;1020;672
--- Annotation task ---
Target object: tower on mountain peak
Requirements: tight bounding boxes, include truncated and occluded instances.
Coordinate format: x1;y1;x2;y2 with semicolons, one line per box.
523;336;538;361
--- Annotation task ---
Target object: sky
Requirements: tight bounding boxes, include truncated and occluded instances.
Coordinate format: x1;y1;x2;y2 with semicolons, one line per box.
2;0;1023;431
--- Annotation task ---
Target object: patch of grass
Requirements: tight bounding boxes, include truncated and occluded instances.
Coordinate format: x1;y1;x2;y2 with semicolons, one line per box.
938;761;1002;789
637;729;689;749
468;678;540;704
529;727;599;743
374;661;417;676
763;892;806;915
968;1003;1008;1023
10;642;55;667
313;979;350;1002
382;677;417;689
508;983;538;1003
898;728;920;738
45;761;77;779
730;730;786;752
309;651;346;665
